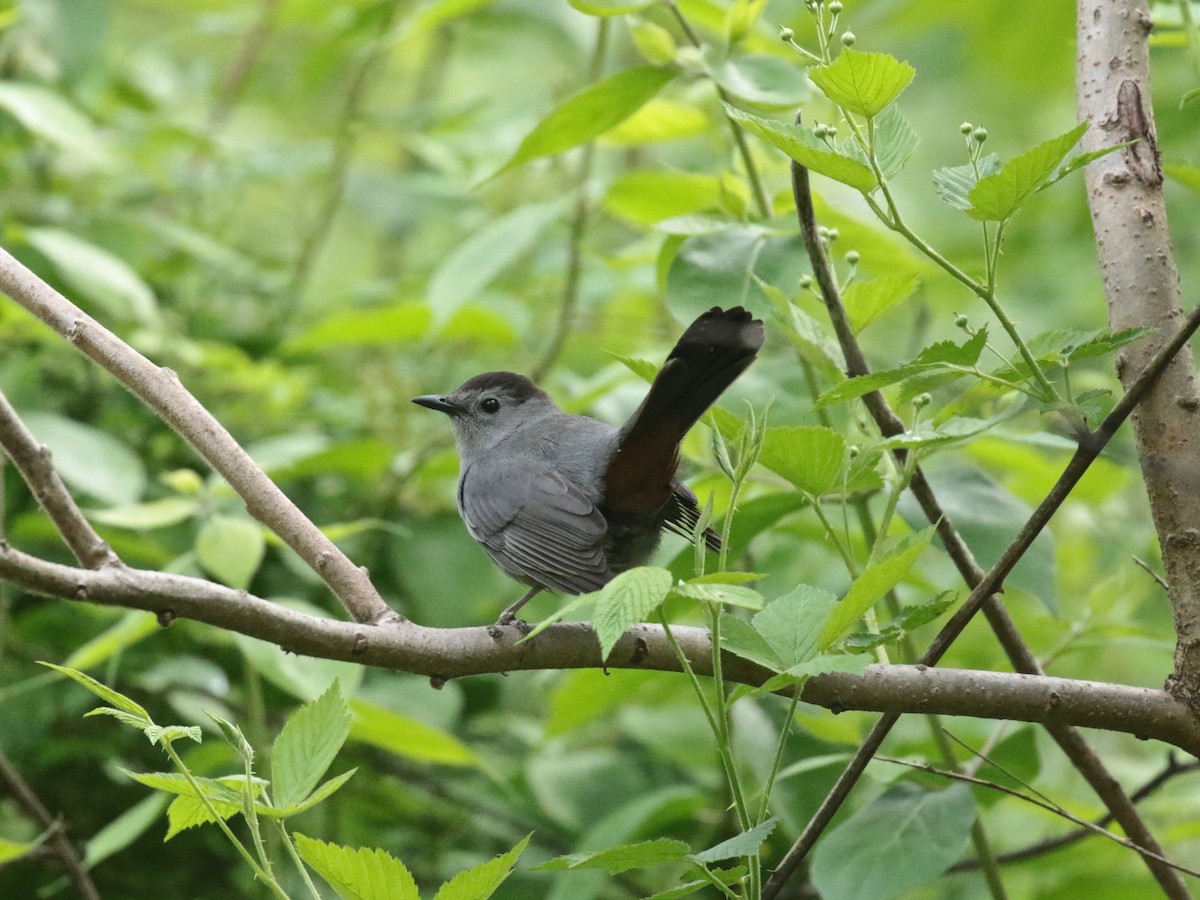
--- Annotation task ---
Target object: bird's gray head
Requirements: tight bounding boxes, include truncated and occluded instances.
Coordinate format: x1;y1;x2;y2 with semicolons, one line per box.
413;371;557;457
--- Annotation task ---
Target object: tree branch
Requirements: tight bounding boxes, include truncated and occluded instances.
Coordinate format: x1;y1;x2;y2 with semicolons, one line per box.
2;542;1199;753
0;388;120;569
1077;0;1200;713
0;245;392;625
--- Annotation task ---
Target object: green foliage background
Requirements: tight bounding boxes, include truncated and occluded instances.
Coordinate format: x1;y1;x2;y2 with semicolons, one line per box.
0;0;1198;897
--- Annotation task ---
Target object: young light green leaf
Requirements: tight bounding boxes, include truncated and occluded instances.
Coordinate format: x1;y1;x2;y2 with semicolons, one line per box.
62;612;160;671
293;833;420;900
721;615;785;671
871;105;919;177
517;592;599;643
534;838;691;873
427;201;563;323
844;272;920;332
195;515;265;589
667;581;764;609
629;19;677;64
39;662;150;721
593;566;674;660
841;591;958;651
568;0;657;14
431;834;530;900
758;425;846;497
692;817;778;863
811;784;976;900
122;770;250;802
143;724;203;747
272;680;351;811
725;105;876;192
756;653;871;694
83;794;168;867
752;585;839;668
932;153;1002;210
349;698;477;767
283;303;431;353
0;82;107;163
86;496;199;530
686;572;766;585
702;49;809;109
165;793;240;840
24;227;160;326
264;769;357;818
495;66;676;175
821;527;935;646
1039;141;1133;191
808;50;915;118
966;122;1089;221
22;411;146;506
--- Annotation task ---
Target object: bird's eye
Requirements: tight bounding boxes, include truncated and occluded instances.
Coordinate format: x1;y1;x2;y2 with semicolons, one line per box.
480;397;501;414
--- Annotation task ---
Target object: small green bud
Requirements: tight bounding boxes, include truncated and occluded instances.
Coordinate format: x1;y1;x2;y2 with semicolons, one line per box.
826;227;839;242
826;125;838;137
913;393;932;409
799;274;814;288
954;313;969;329
814;123;829;138
780;26;795;41
845;250;860;265
972;126;988;143
840;31;856;46
848;444;860;458
959;121;973;134
829;0;843;11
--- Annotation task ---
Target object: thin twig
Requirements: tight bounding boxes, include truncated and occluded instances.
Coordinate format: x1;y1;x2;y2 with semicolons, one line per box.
207;0;282;134
0;388;120;569
0;750;101;900
875;755;1200;879
1133;555;1169;591
765;156;1200;900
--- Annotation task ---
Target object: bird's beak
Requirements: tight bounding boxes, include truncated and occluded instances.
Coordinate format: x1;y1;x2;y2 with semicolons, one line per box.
412;394;462;415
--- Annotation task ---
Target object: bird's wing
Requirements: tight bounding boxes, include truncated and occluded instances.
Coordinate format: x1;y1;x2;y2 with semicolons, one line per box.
460;460;611;595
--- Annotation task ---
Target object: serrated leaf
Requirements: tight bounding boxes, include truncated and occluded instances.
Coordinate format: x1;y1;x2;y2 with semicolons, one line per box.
165;793;239;840
273;681;351;811
266;769;357;818
534;838;691;873
1039;140;1133;191
293;833;420;900
195;515;265;589
39;662;150;721
932;154;1002;210
687;572;765;585
593;567;674;660
123;771;251;805
752;585;839;668
821;527;935;646
757;653;870;693
702;49;809;109
431;834;530;900
144;724;203;747
721;615;785;671
808;50;915;118
758;425;846;496
692;817;778;863
811;784;976;900
667;582;764;609
872;105;919;177
875;417;997;451
495;66;676;175
725;105;876;192
966;122;1089;221
844;272;920;332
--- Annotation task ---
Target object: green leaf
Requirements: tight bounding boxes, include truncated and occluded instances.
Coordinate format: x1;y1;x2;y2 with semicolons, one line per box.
593;567;674;660
123;771;248;805
692;816;778;863
431;834;530;900
534;838;691;873
702;49;809;109
870;105;919;178
272;681;352;811
283;303;431;353
0;81;107;163
932;154;1002;210
349;698;477;767
667;581;764;609
811;784;976;900
821;527;935;645
752;585;839;668
1165;162;1200;192
63;611;160;671
427;201;564;323
842;591;958;651
808;49;916;118
39;662;150;721
0;827;53;864
165;793;239;840
195;515;265;589
266;769;357;818
605;170;722;224
756;653;870;693
568;0;657;14
629;19;677;64
21;411;146;505
1039;140;1134;191
966;122;1089;221
725;105;877;191
495;66;677;175
86;497;199;530
721;615;785;670
24;227;160;327
293;833;420;900
758;425;846;497
844;272;920;332
82;794;169;867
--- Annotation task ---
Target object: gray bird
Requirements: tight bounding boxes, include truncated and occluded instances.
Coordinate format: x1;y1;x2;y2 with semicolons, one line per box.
413;306;764;624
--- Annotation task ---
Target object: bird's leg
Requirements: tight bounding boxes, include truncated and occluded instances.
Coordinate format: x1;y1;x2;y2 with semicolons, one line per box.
496;586;542;628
